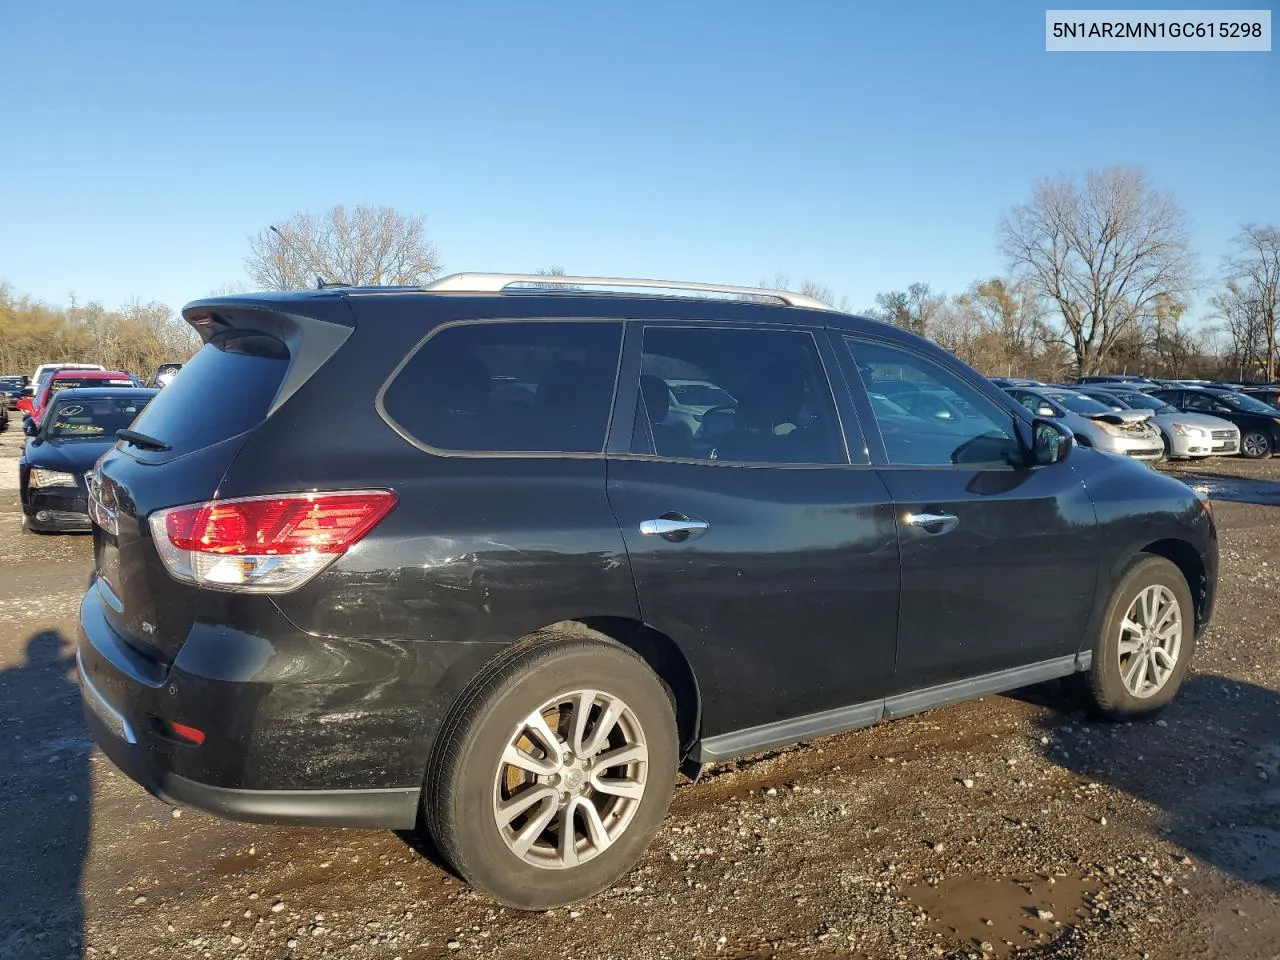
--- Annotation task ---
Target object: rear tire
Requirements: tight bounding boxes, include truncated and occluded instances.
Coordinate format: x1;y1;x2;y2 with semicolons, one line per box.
1085;554;1195;719
1241;429;1271;459
425;633;678;910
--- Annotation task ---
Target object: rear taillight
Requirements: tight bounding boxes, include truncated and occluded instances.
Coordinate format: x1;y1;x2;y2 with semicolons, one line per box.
148;490;397;593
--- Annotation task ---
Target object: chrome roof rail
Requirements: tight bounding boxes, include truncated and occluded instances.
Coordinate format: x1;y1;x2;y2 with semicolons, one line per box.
422;273;836;311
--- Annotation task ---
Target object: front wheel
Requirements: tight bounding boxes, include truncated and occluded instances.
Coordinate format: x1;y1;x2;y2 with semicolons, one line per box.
1241;429;1272;459
1085;554;1195;718
425;633;678;910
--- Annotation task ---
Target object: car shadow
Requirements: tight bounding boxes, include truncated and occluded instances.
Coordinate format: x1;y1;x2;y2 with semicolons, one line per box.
0;630;91;959
1017;674;1280;890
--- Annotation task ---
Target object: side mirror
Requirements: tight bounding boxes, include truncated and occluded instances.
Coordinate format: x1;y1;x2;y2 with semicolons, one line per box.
1032;418;1072;466
22;417;39;440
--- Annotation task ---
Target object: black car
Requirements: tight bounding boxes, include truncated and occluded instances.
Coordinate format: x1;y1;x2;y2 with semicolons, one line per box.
1238;385;1280;410
78;274;1217;910
0;374;27;412
1150;385;1280;458
20;387;157;532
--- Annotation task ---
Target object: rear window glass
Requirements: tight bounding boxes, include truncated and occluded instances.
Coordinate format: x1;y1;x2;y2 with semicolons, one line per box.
125;336;288;456
48;397;152;440
381;320;623;453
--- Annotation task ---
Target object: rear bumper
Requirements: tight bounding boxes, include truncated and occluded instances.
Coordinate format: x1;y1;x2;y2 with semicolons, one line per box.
79;666;419;827
77;578;498;828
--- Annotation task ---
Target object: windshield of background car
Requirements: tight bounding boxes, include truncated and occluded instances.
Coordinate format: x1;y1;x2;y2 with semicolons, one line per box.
669;382;734;407
48;377;133;398
1045;391;1113;415
1112;391;1176;413
1216;391;1279;414
46;397;150;440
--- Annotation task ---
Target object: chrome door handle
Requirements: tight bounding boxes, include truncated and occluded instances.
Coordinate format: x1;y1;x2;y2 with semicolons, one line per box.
639;516;710;541
906;512;959;535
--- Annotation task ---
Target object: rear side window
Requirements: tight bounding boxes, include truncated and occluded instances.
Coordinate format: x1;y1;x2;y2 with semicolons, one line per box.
126;335;288;456
381;320;623;454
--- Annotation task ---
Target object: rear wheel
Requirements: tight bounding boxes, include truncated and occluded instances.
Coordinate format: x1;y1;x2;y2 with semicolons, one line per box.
1085;555;1194;718
1241;429;1272;458
425;633;678;909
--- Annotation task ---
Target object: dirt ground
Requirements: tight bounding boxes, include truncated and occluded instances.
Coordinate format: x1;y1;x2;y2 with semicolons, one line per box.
2;431;1277;960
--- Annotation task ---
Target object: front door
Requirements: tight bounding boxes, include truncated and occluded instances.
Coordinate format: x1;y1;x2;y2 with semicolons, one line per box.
838;335;1099;692
605;322;901;744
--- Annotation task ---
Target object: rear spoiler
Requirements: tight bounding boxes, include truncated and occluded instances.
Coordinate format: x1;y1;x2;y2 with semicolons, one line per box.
181;295;358;418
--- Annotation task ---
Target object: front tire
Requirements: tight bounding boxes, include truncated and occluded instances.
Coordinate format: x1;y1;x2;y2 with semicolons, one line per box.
1241;429;1271;459
425;633;678;910
1085;555;1195;719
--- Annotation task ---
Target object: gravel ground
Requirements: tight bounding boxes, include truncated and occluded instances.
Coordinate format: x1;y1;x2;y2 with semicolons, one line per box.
1;430;1277;960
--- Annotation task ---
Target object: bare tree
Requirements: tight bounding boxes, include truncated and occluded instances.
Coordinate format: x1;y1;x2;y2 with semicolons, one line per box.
244;205;442;290
999;166;1194;376
754;274;850;311
1223;224;1280;379
868;282;945;338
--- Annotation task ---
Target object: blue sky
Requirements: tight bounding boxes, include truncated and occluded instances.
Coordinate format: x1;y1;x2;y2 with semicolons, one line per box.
0;1;1274;318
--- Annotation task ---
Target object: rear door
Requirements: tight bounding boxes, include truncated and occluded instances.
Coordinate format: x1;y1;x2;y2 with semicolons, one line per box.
837;334;1099;692
605;321;900;749
87;302;352;664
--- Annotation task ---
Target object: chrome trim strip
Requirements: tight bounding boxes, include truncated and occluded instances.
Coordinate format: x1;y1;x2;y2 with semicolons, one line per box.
695;654;1086;764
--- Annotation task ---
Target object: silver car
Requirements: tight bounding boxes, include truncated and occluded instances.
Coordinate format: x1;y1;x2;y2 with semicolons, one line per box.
1003;386;1164;461
1077;387;1241;458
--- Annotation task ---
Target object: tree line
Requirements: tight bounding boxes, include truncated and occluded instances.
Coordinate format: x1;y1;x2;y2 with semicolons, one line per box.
3;177;1275;383
0;284;199;378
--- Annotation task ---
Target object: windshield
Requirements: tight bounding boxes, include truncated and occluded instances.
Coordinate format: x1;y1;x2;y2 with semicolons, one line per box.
48;377;133;397
1082;393;1126;410
1112;391;1175;413
1044;391;1113;415
46;397;151;440
669;382;734;407
1216;391;1278;414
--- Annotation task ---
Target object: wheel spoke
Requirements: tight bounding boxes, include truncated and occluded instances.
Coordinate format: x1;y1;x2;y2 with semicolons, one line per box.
577;797;609;850
592;741;647;770
1153;598;1178;634
591;775;645;800
1123;650;1148;692
1151;646;1176;671
502;741;558;777
508;792;559;857
557;802;579;867
567;690;598;758
1118;635;1143;656
1155;618;1182;642
581;696;625;758
496;784;558;826
522;709;565;765
1120;617;1144;638
1141;589;1156;628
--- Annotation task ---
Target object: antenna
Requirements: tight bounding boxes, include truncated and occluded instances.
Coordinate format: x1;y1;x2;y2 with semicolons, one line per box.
269;225;341;289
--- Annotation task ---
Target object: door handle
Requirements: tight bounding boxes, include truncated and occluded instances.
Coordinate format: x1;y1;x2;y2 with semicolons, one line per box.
906;512;959;536
639;515;710;542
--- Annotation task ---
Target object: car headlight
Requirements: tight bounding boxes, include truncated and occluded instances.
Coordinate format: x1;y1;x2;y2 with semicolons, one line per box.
31;469;77;487
1095;421;1125;437
1172;423;1205;437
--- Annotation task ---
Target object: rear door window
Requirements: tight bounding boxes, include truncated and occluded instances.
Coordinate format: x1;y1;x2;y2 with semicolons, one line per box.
125;335;289;457
380;320;624;454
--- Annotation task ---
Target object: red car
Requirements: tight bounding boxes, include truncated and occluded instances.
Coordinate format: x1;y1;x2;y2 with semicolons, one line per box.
17;369;137;422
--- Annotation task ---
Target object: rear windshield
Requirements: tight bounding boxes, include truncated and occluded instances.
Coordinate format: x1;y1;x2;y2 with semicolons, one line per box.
124;335;288;456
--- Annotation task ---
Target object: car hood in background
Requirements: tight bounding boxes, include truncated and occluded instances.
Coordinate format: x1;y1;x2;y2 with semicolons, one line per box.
25;437;117;474
1079;409;1153;425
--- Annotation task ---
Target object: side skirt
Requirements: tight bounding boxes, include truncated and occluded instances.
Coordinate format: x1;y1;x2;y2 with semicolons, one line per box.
691;652;1090;768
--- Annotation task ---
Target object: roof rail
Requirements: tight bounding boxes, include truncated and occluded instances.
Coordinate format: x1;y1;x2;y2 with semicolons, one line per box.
422;273;837;311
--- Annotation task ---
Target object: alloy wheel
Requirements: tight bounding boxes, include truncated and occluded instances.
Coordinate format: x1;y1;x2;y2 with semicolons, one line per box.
1117;584;1183;698
492;690;648;869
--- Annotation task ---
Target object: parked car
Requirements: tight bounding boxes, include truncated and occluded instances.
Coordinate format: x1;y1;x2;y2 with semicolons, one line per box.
1237;385;1280;410
0;375;28;410
1075;374;1158;386
988;376;1045;389
29;362;105;395
1149;386;1280;459
1001;386;1164;461
146;362;184;388
20;387;157;532
18;369;136;421
1074;387;1241;458
79;273;1217;910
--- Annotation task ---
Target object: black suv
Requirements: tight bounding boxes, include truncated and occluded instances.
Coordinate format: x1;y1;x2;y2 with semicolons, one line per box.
1150;385;1280;458
78;274;1217;909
